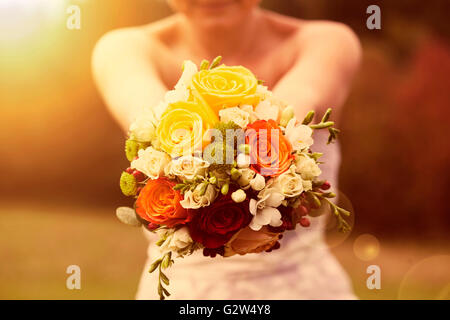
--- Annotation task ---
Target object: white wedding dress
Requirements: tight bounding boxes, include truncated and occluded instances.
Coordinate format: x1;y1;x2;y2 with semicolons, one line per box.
135;132;356;299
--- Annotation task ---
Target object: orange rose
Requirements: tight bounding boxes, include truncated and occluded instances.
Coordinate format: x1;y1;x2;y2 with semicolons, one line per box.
246;119;294;176
224;226;281;257
135;178;190;227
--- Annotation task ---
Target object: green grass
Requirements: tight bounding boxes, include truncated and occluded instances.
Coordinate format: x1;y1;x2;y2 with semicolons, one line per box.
0;203;448;299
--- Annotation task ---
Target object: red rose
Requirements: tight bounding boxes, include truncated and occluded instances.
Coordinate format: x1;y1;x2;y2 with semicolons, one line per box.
188;192;252;249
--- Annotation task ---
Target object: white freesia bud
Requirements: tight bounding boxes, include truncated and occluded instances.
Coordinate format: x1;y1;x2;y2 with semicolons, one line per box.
131;146;171;179
237;153;251;168
250;174;265;191
231;189;247;203
294;154;322;180
279;105;295;127
219;107;250;128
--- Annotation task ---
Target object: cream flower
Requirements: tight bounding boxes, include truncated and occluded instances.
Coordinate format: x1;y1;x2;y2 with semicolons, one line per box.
249;199;283;231
237;168;256;189
237;153;251;168
239;104;258;122
254;100;279;121
150;60;198;121
295;154;322;180
302;179;313;192
129;109;157;142
249;173;265;191
256;84;271;100
257;184;285;208
247;183;285;231
180;183;217;209
219;106;250;128
164;156;209;181
131;146;171;179
231;189;247;203
273;165;304;197
285;118;314;151
176;60;198;90
157;227;193;255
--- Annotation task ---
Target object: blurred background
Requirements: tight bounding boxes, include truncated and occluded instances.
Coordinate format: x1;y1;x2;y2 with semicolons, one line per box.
1;0;449;299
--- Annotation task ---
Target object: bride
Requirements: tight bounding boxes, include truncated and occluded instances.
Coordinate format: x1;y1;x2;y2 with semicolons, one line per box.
92;0;361;299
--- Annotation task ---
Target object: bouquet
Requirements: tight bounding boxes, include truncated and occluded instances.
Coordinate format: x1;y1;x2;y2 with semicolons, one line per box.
116;56;351;299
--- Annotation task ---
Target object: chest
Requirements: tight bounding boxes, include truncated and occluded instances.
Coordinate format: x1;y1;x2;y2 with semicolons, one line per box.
154;38;300;90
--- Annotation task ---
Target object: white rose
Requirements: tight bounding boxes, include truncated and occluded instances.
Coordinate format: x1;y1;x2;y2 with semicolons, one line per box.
131;146;171;179
273;166;304;197
219;107;250;128
254;100;279;121
180;183;217;209
250;173;265;191
285;118;314;151
158;227;193;255
237;168;256;188
165;156;209;181
295;154;322;180
129;110;157;142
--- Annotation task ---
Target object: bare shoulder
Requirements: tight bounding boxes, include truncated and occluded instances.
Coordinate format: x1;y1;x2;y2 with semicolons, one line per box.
91;16;176;78
296;20;362;67
263;11;361;69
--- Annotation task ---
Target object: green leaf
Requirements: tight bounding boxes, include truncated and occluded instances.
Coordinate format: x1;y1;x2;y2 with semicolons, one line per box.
115;207;141;227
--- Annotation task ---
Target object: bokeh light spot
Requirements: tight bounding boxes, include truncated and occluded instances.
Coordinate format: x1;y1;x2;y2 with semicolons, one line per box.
353;233;380;261
398;255;450;300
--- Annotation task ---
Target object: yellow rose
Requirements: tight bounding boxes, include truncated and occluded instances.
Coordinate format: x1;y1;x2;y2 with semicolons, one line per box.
191;65;260;113
156;101;218;157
